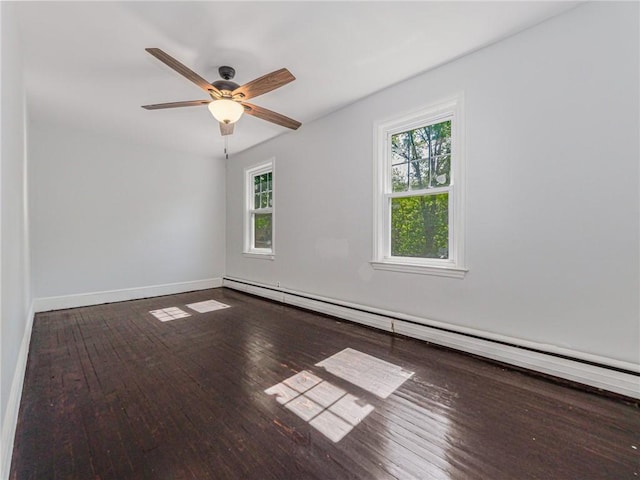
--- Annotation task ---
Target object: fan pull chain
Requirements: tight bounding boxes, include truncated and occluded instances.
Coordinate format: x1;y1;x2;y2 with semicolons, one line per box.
224;136;229;160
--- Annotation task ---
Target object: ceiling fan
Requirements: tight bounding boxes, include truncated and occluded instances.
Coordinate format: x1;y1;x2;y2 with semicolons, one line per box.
142;48;301;136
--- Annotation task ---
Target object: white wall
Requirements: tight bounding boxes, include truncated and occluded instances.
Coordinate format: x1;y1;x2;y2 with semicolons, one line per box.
1;2;32;477
226;3;639;367
29;122;226;300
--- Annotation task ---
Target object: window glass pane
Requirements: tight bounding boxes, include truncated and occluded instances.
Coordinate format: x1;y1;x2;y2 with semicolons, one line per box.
432;154;451;187
391;193;448;259
254;213;272;249
391;119;451;191
409;160;429;190
252;171;273;211
392;163;409;192
391;131;413;164
428;122;452;156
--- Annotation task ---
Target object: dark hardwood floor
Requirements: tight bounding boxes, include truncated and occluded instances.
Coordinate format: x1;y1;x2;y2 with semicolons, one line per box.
10;288;640;479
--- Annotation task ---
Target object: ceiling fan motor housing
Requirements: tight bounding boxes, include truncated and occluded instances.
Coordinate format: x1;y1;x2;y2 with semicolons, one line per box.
211;66;240;94
212;79;240;93
219;66;235;80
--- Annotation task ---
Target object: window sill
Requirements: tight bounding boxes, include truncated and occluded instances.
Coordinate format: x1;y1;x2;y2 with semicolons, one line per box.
369;260;467;278
243;252;275;260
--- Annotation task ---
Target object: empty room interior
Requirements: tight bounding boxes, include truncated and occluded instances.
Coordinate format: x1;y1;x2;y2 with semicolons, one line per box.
1;1;639;479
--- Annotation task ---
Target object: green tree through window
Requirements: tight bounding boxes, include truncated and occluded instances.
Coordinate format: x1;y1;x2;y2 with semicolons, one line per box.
390;120;451;258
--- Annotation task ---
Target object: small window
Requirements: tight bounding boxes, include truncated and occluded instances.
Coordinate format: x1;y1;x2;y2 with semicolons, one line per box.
372;96;466;278
244;160;274;258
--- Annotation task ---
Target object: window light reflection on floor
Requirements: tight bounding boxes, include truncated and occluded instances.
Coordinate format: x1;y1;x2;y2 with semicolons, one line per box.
316;348;414;399
265;370;374;443
265;349;414;442
185;299;230;313
149;307;191;322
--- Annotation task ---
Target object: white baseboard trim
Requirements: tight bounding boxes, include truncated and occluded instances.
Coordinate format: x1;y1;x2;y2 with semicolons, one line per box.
34;278;223;312
223;277;640;399
1;303;35;480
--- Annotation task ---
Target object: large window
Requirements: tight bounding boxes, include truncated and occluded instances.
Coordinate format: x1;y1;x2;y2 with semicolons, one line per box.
372;97;466;278
244;160;274;258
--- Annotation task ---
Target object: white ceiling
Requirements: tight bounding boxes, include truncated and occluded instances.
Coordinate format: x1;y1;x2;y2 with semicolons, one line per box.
14;1;578;159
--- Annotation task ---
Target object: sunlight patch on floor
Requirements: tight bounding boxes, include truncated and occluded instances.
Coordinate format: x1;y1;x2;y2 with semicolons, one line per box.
316;348;414;398
186;299;231;313
265;349;414;442
265;370;374;443
149;307;191;322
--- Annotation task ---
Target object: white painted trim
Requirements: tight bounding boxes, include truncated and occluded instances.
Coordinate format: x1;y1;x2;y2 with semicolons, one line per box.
372;95;467;277
34;278;223;312
242;252;275;260
223;277;640;399
370;260;467;278
244;158;275;256
1;304;35;480
393;321;639;399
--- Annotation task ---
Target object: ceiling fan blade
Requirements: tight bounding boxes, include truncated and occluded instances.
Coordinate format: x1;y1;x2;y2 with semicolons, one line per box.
146;48;222;97
219;122;234;136
232;68;295;100
241;102;301;130
141;100;211;110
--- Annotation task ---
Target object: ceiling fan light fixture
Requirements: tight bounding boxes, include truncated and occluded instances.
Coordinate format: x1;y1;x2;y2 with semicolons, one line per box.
208;99;244;124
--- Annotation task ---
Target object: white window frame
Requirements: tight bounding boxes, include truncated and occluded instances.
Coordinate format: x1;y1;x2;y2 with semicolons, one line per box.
243;159;275;260
371;95;467;278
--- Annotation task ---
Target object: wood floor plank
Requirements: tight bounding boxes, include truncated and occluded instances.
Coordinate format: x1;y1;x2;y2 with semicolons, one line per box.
10;288;640;479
